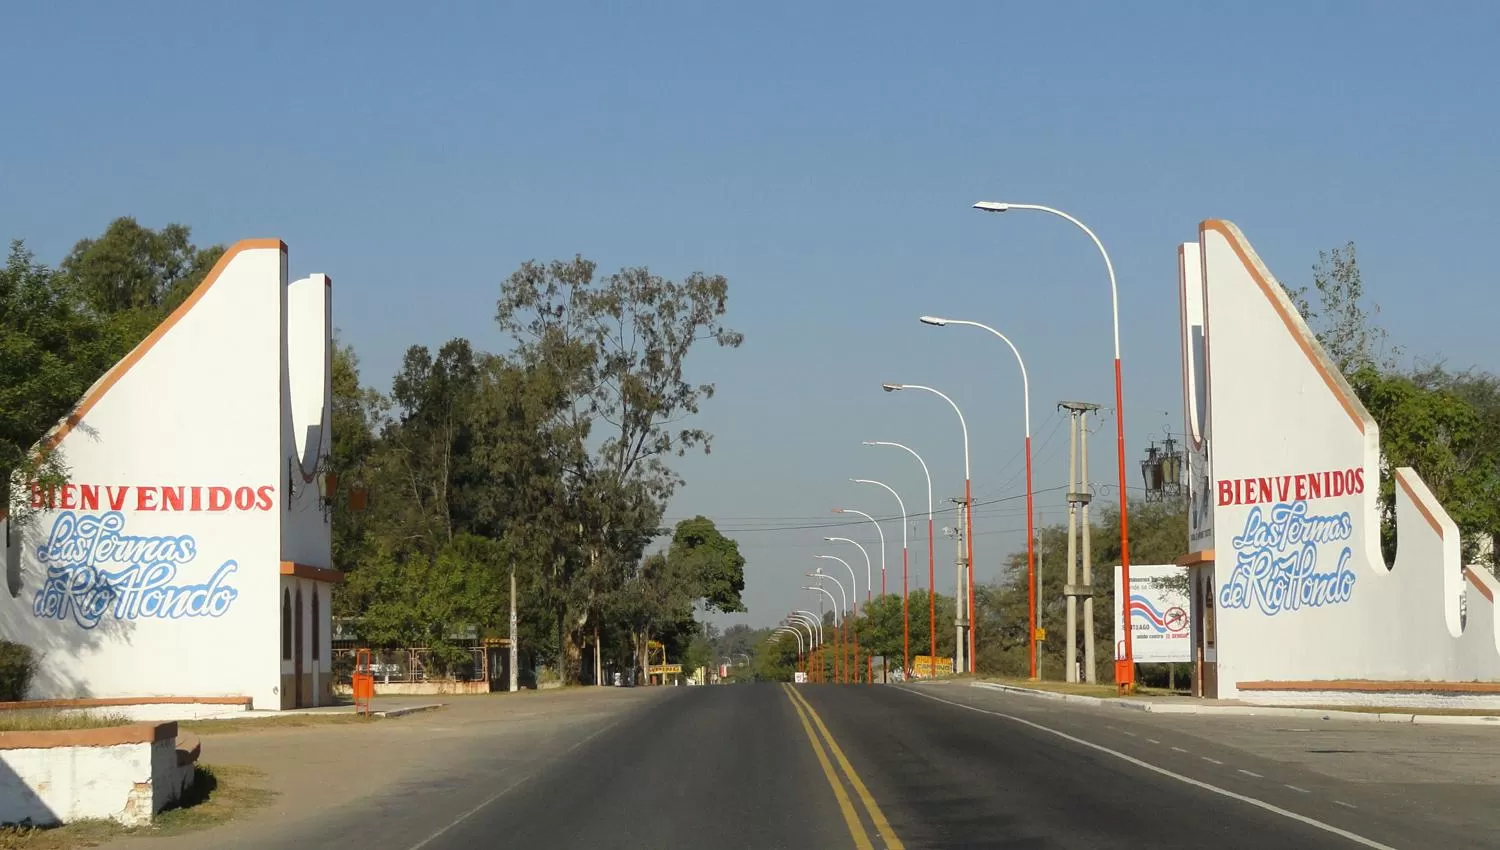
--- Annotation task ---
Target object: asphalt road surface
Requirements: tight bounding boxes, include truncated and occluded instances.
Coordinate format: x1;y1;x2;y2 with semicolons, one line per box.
206;682;1500;849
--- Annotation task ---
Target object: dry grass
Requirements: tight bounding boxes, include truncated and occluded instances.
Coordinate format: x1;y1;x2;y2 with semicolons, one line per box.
0;764;274;849
975;677;1188;698
180;712;382;736
0;710;132;733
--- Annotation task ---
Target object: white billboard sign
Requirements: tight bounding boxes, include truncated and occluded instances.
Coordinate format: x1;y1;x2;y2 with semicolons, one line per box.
1114;564;1191;663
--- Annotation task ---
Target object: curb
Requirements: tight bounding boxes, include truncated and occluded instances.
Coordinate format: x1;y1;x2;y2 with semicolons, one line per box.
968;682;1500;726
372;703;447;718
971;681;1108;707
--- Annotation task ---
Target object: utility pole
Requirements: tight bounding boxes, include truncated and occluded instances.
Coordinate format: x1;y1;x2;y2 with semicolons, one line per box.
949;497;968;674
1059;402;1099;684
1081;412;1097;684
508;565;519;693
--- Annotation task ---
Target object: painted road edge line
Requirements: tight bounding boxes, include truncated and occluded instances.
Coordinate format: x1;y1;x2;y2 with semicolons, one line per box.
788;686;906;850
782;684;875;850
903;687;1400;850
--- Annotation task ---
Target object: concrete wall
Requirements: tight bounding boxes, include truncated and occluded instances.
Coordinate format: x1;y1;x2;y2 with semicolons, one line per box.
1185;220;1500;698
0;240;338;710
0;723;192;827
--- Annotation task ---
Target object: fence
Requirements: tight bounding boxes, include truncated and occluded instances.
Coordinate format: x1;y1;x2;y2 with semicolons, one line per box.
331;644;508;695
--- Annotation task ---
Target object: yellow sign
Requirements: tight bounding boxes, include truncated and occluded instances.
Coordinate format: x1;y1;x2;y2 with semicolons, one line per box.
1035;627;1047;641
910;655;954;678
648;664;682;675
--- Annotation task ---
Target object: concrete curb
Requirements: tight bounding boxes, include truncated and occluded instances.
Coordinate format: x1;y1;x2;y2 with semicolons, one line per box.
372;703;446;718
968;682;1500;726
971;681;1109;707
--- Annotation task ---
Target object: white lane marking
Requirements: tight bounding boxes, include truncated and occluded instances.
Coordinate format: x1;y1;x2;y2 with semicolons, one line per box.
900;688;1397;850
1239;769;1264;778
406;716;626;850
1171;746;1188;753
1146;738;1162;744
1286;785;1311;794
1121;731;1137;737
1336;801;1358;810
1202;756;1224;765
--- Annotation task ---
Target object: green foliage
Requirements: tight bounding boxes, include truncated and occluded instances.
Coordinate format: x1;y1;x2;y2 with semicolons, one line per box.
60;217;223;315
668;516;747;613
0;641;36;701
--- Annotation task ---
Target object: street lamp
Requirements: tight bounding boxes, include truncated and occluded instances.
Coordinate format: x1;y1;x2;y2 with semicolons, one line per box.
831;509;886;599
881;383;976;672
787;613;822;683
852;478;910;677
790;610;824;647
973;199;1135;690
804;584;844;683
863;440;937;679
813;558;861;685
825;538;872;683
920;315;1037;680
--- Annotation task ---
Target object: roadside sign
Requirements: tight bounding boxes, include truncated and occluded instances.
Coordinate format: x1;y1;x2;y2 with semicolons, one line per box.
794;672;808;683
648;663;683;675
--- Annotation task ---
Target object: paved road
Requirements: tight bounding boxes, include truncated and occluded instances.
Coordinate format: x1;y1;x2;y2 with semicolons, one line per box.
120;682;1500;849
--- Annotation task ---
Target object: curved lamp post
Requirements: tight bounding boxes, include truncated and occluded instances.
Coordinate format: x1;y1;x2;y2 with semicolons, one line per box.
830;510;886;599
805;584;844;683
787;613;822;682
973;199;1135;690
863;440;936;678
919;315;1036;679
852;478;909;676
826;537;872;683
814;559;860;685
882;382;975;672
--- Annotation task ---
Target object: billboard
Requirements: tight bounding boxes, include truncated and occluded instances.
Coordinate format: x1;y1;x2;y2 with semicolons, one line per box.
1114;564;1190;663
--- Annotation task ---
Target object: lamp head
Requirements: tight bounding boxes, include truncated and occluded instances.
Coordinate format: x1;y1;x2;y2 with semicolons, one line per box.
860;441;876;446
973;201;1011;213
919;315;949;327
831;507;844;514
881;383;902;392
823;536;834;542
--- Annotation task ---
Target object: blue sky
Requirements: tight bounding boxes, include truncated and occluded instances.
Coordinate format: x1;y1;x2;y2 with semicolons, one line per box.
3;2;1496;629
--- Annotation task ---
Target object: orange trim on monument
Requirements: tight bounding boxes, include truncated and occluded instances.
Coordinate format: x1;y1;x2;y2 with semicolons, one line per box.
1199;221;1367;434
1175;550;1214;567
0;238;286;527
281;561;344;583
1238;680;1500;694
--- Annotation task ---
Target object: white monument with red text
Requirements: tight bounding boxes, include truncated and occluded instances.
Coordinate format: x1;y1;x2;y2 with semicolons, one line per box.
1179;221;1500;704
1;239;338;710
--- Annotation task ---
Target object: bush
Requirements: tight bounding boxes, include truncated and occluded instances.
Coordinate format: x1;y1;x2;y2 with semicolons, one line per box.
0;642;35;701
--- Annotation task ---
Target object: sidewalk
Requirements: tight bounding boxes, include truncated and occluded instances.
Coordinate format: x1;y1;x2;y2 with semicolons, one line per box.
969;680;1500;726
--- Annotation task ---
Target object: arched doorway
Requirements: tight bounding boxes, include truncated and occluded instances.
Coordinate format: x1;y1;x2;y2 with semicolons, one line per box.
294;586;305;707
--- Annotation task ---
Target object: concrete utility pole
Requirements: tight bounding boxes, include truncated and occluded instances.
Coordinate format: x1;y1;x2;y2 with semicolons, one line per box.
1059;401;1100;684
1080;413;1097;684
508;566;519;693
949;497;968;674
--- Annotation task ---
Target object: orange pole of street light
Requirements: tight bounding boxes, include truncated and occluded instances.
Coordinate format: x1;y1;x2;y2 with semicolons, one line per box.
972;200;1133;691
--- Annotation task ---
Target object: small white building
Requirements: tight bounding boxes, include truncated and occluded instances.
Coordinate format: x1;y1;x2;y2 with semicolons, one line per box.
1175;221;1500;705
1;240;338;710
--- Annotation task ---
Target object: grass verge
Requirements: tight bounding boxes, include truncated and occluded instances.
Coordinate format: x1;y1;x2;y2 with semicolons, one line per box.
0;764;274;849
0;711;132;733
976;677;1188;698
180;713;382;736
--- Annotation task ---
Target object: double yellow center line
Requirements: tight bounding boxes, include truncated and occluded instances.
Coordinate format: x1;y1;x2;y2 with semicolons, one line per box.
781;683;904;850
